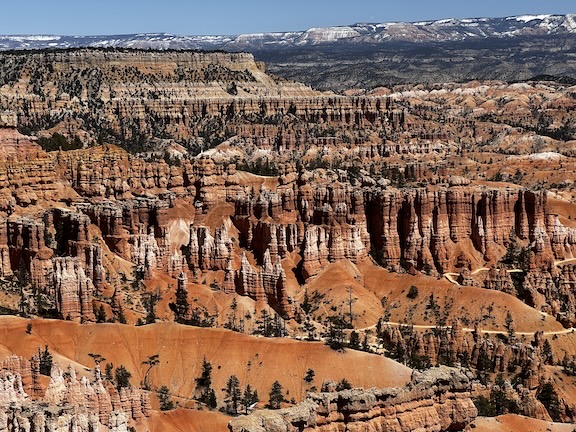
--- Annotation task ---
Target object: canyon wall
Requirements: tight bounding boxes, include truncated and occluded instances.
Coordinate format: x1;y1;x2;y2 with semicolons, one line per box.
2;122;576;323
229;366;478;432
0;356;150;432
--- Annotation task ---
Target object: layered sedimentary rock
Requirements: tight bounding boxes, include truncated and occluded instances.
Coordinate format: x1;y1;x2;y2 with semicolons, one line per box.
0;118;62;213
186;225;233;272
374;319;576;421
483;268;516;294
229;366;478;432
366;188;567;273
52;258;95;321
236;251;293;318
378;321;544;382
4;117;576;322
0;360;149;432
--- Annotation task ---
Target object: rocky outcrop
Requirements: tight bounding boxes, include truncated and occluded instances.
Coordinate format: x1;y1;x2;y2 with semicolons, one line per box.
186;225;233;273
0;372;28;404
52;258;95;322
0;50;323;148
377;320;545;383
0;404;101;432
366;188;561;273
483;268;516;294
0;361;149;432
229;366;478;432
236;251;294;318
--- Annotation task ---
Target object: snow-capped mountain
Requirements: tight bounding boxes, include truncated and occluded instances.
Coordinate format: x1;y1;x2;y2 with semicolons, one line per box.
0;14;575;51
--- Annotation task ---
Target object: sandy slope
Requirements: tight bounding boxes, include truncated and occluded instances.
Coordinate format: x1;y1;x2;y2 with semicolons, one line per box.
0;316;411;403
359;263;564;333
147;409;230;432
468;414;576;431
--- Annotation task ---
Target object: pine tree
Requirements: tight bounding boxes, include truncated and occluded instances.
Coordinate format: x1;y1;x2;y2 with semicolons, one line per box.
303;368;315;383
116;304;127;324
115;365;132;391
195;357;213;388
268;380;284;409
95;304;107;323
505;311;515;339
171;281;189;323
537;381;562;421
104;363;114;381
226;298;238;330
542;339;553;365
195;357;217;409
202;387;217;409
241;384;259;414
336;378;352;391
144;291;161;324
362;330;371;352
39;345;53;376
141;354;159;390
325;315;346;351
88;353;106;366
348;331;360;350
158;385;175;411
224;375;241;415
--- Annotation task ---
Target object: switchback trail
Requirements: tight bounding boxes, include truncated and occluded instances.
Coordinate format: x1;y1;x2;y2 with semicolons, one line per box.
356;321;575;337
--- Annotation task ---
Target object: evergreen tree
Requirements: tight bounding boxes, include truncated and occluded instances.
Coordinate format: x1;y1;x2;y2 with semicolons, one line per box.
170;282;189;323
303;320;316;341
116;304;127;324
490;374;519;415
254;309;286;337
542;339;553;365
362;330;371;352
111;291;127;324
95;304;107;323
115;365;132;391
158;385;175;411
537;381;562;421
336;378;352;391
39;345;53;376
325;315;346;351
348;331;360;350
301;288;312;314
505;311;515;339
224;375;242;415
474;395;496;417
475;347;493;385
241;384;259;414
141;354;159;390
304;368;315;383
202;387;217;409
195;357;217;409
144;292;160;324
268;380;284;409
195;357;213;388
88;353;106;366
104;363;114;381
225;298;238;330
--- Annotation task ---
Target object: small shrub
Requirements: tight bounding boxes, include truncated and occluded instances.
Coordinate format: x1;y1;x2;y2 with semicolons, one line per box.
158;385;175;411
407;285;419;299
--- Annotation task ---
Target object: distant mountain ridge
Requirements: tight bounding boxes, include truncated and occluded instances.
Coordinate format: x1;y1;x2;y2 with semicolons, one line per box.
2;14;576;90
1;14;575;51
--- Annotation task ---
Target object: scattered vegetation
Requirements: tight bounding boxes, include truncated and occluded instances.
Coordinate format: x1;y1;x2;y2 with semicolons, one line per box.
158;385;175;411
267;380;285;409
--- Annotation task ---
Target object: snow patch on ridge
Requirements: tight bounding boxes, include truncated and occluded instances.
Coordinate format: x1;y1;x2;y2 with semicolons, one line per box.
511;14;552;23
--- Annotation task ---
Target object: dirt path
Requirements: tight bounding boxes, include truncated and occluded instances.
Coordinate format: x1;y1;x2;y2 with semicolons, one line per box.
443;273;460;285
356;321;575;337
554;257;576;266
445;258;576;285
